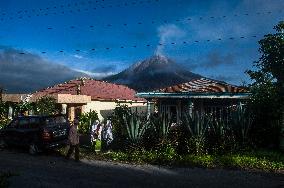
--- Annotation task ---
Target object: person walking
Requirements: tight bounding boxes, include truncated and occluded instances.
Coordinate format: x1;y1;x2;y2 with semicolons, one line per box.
66;118;80;161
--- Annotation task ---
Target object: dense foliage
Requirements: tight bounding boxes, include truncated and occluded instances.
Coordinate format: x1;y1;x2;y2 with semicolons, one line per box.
110;104;254;156
0;101;9;129
247;21;284;148
34;96;58;115
110;104;132;150
102;150;284;172
78;110;99;134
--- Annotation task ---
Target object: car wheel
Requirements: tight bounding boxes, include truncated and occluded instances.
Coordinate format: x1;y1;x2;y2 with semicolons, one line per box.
29;143;39;155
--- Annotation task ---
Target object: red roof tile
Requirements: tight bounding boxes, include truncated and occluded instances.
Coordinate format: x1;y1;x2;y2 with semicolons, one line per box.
32;78;145;102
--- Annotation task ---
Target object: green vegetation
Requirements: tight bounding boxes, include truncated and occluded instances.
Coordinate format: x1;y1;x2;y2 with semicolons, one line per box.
78;110;99;134
0;101;9;129
247;21;284;148
34;96;58;115
0;172;17;188
72;148;283;172
124;112;148;146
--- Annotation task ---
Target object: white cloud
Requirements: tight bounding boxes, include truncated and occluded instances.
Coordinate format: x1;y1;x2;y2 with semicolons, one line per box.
72;68;115;78
155;24;186;55
73;54;84;59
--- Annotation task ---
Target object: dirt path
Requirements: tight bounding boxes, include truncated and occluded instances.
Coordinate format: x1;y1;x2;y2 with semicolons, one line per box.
0;150;283;188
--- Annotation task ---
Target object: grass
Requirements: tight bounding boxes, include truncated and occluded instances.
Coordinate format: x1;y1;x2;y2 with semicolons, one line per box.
95;140;101;151
74;149;284;172
58;145;283;172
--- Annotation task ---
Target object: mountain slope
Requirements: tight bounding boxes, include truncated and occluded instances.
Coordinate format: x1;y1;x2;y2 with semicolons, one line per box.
103;55;202;91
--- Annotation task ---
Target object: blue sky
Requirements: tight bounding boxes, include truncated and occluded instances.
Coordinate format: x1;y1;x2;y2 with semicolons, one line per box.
0;0;283;92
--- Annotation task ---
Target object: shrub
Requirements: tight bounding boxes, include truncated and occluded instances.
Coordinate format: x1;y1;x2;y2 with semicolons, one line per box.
0;116;10;130
78;110;99;134
0;102;10;129
110;104;131;151
182;111;212;155
142;113;172;150
101;149;283;171
34;96;58;115
230;105;253;149
124;113;149;148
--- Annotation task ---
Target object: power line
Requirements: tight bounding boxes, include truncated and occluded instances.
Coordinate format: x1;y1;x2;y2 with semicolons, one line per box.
1;8;281;33
51;9;281;30
0;0;161;21
16;33;262;55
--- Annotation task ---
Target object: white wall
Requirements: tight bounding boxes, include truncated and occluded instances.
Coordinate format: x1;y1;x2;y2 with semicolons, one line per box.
82;100;147;121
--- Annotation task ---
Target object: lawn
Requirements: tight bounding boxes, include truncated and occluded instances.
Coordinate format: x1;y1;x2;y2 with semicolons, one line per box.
73;148;284;173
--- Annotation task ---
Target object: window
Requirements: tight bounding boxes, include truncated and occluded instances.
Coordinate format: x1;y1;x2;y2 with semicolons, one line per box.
45;116;67;127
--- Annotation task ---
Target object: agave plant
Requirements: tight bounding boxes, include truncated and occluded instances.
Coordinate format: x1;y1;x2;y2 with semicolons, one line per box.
183;111;212;154
209;116;238;154
230;105;253;147
123;113;148;146
148;113;172;143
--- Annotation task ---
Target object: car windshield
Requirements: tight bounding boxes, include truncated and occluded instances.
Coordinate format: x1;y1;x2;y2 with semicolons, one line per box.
45;116;67;127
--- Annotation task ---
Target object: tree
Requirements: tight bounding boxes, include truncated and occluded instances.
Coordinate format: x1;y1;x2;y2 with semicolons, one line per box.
247;21;284;147
78;110;99;134
35;96;58;115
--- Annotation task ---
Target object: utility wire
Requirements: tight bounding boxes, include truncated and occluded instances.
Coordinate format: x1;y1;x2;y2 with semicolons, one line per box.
47;9;282;31
0;0;160;21
16;33;261;55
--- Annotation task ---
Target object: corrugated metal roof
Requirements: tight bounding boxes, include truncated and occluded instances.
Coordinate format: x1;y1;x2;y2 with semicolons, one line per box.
156;78;248;93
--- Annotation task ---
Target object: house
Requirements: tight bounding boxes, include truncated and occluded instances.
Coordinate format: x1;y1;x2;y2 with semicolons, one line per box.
136;77;250;122
2;78;147;121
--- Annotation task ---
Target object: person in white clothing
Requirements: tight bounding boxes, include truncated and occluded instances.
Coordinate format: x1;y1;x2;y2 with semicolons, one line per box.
101;119;113;152
91;120;102;145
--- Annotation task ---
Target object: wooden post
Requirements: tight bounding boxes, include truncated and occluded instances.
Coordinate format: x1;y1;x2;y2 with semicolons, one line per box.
147;100;151;120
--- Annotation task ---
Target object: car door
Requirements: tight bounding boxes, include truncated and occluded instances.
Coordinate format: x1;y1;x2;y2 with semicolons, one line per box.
16;118;31;146
2;119;19;145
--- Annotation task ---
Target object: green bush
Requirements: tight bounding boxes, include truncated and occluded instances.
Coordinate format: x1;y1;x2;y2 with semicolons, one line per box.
0;116;10;130
124;113;148;147
101;149;283;171
110;104;131;151
0;101;10;129
78;110;99;134
182;111;212;155
34;96;58;115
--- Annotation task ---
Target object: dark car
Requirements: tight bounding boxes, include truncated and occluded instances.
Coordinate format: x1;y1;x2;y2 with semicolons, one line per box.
0;115;70;154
